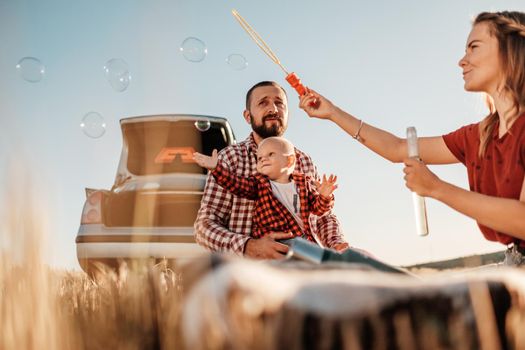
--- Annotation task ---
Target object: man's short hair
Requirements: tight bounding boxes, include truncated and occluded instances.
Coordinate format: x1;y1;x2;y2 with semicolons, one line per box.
245;81;288;110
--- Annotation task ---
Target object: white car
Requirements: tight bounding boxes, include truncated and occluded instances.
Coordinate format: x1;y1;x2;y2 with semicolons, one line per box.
76;114;236;274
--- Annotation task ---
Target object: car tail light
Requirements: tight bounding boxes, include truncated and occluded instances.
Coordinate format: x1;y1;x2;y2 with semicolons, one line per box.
81;190;103;224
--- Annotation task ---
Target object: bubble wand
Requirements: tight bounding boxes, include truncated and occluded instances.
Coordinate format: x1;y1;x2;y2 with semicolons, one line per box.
406;127;429;236
231;9;308;97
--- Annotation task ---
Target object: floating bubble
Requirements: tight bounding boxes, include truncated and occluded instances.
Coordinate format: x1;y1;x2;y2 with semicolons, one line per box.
194;120;211;132
226;54;248;71
103;58;131;92
81;112;106;139
180;37;207;62
16;57;45;83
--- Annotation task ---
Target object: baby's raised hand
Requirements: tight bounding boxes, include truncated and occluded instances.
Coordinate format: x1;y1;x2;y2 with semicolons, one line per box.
193;149;218;170
315;174;338;198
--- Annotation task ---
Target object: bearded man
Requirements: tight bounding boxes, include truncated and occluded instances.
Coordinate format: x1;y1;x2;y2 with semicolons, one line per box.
194;81;349;259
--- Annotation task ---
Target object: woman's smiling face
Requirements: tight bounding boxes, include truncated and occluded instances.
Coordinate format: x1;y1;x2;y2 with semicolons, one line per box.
459;22;503;94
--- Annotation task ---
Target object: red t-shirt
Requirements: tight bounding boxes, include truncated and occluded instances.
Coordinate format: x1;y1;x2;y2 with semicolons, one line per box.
442;115;525;245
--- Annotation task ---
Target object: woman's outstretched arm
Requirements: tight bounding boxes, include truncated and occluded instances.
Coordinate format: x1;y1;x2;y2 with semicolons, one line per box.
299;89;459;165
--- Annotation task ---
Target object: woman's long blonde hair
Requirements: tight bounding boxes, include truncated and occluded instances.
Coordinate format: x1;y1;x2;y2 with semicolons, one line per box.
475;11;525;157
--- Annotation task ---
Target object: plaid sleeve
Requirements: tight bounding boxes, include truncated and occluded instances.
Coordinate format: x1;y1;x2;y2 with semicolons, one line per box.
315;213;347;248
211;163;259;200
296;150;348;248
309;194;334;216
306;176;334;215
194;149;251;255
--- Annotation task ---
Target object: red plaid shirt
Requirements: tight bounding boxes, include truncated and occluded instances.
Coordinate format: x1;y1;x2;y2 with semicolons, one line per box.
194;133;347;255
210;163;334;240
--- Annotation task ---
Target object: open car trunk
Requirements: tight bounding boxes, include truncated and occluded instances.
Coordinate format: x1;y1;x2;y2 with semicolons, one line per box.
119;116;233;178
101;115;234;227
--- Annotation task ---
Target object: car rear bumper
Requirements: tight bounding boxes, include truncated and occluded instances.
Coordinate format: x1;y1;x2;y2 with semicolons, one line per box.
76;242;205;259
76;224;206;272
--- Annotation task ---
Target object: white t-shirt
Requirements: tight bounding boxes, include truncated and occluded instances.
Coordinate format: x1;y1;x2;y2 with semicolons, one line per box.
270;180;304;230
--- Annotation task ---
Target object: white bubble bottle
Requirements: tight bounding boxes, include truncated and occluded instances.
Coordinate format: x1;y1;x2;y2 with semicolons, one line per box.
407;127;429;236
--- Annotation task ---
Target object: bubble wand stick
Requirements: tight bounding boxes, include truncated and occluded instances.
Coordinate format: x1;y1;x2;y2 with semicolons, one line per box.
231;9;308;97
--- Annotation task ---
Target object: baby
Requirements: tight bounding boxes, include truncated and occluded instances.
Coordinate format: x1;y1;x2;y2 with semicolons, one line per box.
193;136;337;242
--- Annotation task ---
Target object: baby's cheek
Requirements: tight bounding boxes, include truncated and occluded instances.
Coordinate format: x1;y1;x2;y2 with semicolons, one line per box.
260;168;271;176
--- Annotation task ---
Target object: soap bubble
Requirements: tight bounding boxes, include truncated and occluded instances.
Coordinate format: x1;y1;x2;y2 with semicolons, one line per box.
81;112;106;138
103;58;131;92
226;54;248;71
16;57;45;83
194;120;211;132
180;37;207;62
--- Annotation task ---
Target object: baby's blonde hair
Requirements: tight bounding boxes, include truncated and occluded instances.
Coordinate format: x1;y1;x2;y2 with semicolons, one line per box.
258;136;295;156
258;137;296;175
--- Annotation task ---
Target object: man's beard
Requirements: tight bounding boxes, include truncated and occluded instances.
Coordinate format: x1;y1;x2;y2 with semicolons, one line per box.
250;113;286;138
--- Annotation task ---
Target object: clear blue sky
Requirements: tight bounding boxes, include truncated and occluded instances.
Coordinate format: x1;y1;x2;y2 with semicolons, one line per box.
1;0;524;269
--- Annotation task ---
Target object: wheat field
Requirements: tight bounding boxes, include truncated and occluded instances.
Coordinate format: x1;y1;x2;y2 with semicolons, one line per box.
3;162;525;350
0;162;189;350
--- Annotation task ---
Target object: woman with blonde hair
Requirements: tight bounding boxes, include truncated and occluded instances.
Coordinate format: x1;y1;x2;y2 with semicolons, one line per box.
299;11;525;265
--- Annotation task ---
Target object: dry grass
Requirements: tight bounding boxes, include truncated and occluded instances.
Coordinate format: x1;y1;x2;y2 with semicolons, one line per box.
3;160;525;350
1;259;187;350
0;162;186;350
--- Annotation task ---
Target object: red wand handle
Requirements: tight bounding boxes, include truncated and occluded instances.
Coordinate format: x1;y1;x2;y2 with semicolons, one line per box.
285;72;307;96
285;72;319;107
